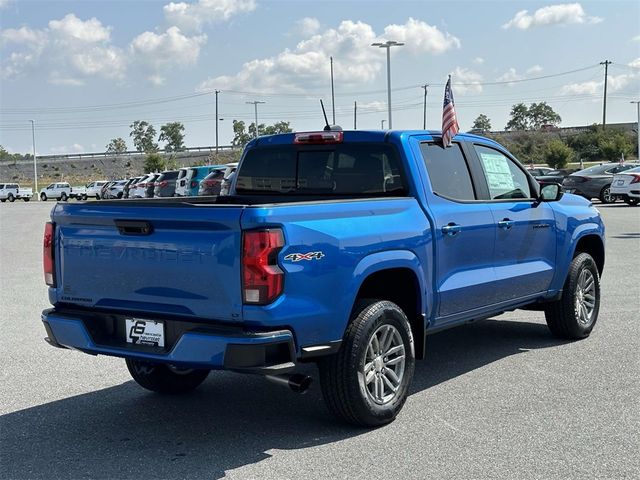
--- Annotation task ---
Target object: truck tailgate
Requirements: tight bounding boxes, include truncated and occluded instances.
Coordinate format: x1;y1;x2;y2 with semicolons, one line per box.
51;202;244;321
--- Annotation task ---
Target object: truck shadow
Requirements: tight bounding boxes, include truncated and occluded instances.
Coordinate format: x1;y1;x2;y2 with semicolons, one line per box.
1;317;565;479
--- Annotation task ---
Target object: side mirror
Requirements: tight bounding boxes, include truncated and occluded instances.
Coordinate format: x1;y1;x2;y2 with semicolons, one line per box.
538;183;563;202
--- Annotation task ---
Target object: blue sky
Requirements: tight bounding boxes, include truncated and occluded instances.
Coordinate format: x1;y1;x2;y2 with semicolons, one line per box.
1;0;639;154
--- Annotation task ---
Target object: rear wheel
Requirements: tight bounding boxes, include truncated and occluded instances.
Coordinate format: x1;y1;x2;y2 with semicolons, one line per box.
126;359;210;394
319;299;415;427
599;185;615;204
60;192;68;201
624;197;639;206
22;198;30;202
8;193;15;202
545;253;600;339
0;199;5;203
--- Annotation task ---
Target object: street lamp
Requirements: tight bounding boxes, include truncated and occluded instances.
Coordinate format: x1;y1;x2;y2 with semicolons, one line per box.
631;101;640;161
381;119;386;129
29;120;38;198
371;40;404;129
246;101;265;138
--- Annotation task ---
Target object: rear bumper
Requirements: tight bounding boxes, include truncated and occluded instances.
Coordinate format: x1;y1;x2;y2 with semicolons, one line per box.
41;308;296;374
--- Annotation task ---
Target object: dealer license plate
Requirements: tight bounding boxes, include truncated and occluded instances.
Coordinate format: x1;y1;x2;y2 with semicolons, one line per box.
616;180;624;186
125;318;165;347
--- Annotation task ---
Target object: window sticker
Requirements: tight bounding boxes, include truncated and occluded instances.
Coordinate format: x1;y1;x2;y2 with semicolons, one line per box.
479;152;514;193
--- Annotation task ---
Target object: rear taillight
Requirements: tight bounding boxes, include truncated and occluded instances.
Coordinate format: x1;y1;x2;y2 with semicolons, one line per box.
630;174;640;184
158;180;168;187
43;222;55;287
242;229;284;305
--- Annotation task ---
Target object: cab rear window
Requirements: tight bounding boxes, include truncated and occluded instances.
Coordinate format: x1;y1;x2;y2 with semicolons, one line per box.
235;144;407;196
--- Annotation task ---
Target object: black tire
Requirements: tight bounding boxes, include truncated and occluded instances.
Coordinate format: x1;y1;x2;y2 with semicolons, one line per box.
126;359;209;394
599;185;615;204
82;194;88;200
22;198;30;202
319;299;415;427
7;194;15;202
40;193;47;201
0;199;5;203
60;192;68;201
624;198;639;206
545;252;601;340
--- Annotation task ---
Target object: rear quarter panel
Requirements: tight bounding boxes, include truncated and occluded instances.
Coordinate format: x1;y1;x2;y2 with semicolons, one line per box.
240;198;432;350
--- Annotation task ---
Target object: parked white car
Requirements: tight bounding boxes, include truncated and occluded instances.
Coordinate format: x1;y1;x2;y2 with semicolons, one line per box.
131;174;154;198
40;182;72;201
220;162;239;196
0;183;33;202
610;165;640;206
85;181;107;200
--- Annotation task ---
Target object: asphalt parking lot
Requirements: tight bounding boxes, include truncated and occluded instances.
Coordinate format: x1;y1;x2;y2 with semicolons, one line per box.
0;201;638;480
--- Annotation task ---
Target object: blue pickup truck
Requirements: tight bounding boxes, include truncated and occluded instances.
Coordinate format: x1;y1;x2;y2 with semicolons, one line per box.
41;130;605;426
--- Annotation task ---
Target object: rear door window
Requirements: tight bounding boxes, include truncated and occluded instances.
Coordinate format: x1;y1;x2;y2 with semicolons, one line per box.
474;145;532;200
419;143;476;200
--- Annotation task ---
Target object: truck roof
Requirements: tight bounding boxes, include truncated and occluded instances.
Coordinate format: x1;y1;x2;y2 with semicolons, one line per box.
247;130;502;149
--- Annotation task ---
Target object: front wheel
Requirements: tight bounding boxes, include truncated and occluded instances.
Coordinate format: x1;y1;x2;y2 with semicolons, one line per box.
599;185;616;204
545;253;601;339
624;197;639;206
319;299;415;427
126;359;209;394
7;193;15;202
40;193;47;201
22;198;30;202
60;192;68;201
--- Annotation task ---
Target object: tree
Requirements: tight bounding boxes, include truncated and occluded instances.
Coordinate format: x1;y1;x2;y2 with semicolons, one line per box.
471;114;491;132
505;103;530;131
105;137;127;154
144;152;165;173
544;139;574;168
130;120;158;153
598;132;634;162
158;122;186;152
505;102;561;131
232;120;252;147
528;102;561;129
263;121;293;135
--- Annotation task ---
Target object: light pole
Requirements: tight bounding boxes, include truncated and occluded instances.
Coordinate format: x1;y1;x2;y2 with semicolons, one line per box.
215;90;220;153
632;101;640;160
29;120;38;197
371;40;404;129
381;119;386;129
246;100;265;138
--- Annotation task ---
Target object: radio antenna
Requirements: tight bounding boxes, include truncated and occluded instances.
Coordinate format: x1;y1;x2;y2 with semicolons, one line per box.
320;99;331;131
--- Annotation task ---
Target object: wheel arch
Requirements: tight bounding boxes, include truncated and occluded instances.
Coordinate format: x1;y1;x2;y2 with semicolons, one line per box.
351;251;427;359
573;233;605;276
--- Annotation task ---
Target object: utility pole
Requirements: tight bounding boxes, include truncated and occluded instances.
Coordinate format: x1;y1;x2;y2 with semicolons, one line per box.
330;56;336;125
215;90;220;153
29;120;38;197
421;84;429;130
354;101;357;130
631;101;640;160
381;119;386;129
371;40;404;129
246;100;265;138
600;60;612;130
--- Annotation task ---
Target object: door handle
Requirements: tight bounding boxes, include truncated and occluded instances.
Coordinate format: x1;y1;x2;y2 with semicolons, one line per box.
442;223;462;237
498;218;514;230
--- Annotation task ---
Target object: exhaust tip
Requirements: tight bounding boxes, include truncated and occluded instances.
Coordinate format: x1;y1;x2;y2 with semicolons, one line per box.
288;373;313;394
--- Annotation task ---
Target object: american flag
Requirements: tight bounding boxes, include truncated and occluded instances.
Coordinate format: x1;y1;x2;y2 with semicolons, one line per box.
441;76;459;147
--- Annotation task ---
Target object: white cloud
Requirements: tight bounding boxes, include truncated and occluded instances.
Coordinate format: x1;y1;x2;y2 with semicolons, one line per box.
198;18;460;93
629;58;640;69
49;13;111;43
130;26;207;85
163;0;256;32
473;57;484;65
296;17;320;36
1;14;126;82
503;3;602;29
382;17;460;54
451;66;482;94
562;69;639;95
0;0;10;9
633;35;640;42
561;80;600;95
497;67;524;84
527;64;543;75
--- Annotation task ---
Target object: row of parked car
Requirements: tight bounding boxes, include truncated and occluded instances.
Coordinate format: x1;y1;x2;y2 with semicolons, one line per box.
528;163;640;205
29;162;238;201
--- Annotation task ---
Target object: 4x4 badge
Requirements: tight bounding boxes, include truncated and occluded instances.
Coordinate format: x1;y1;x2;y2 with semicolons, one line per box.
284;252;325;262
